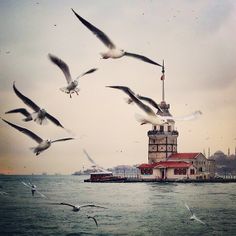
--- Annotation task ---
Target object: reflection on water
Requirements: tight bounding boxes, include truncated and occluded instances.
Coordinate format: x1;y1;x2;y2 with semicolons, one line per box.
0;175;235;236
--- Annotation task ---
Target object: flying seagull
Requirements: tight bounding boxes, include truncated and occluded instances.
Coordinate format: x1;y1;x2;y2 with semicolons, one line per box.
83;149;107;172
87;215;98;227
136;95;202;122
0;191;8;196
6;82;64;127
1;118;74;155
21;181;47;198
71;9;162;67
106;86;166;126
48;53;98;98
53;202;107;212
185;203;206;225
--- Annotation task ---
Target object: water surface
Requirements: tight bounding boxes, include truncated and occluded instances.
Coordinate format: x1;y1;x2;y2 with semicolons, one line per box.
0;175;235;235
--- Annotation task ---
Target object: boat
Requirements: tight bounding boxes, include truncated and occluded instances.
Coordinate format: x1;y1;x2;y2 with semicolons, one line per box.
84;171;127;182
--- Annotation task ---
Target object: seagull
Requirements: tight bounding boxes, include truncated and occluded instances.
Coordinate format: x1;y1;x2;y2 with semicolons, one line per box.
136;95;202;122
21;181;47;198
53;202;107;212
71;9;162;67
83;149;107;172
0;191;8;196
6;82;64;127
185;203;206;225
106;86;166;126
87;215;98;227
48;53;98;98
1;118;74;156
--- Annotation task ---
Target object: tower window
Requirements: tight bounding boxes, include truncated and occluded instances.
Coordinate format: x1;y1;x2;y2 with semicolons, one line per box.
160;126;164;132
190;169;195;175
168;126;171;132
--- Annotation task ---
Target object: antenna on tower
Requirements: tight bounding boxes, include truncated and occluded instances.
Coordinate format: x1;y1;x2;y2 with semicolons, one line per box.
161;60;165;102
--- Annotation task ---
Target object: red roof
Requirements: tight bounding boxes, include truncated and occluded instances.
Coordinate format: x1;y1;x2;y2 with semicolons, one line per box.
154;161;192;168
138;161;192;169
168;153;200;160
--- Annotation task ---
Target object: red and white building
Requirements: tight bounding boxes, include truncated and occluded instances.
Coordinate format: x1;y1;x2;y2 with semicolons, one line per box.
137;72;215;180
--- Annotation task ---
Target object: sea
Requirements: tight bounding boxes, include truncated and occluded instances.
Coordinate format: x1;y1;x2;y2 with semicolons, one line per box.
0;175;235;236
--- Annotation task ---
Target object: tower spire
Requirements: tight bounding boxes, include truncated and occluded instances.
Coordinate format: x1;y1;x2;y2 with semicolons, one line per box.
161;60;165;102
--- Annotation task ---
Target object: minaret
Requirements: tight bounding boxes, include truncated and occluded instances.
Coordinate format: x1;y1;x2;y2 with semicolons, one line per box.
147;61;179;164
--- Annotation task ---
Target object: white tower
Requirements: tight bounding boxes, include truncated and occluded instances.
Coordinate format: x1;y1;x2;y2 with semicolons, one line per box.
148;62;178;163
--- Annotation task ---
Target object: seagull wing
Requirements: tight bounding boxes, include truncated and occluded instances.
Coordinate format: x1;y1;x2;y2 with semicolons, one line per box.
48;54;72;84
185;203;194;216
71;9;116;49
45;112;64;128
5;108;31;117
0;191;8;195
13;82;40;112
83;149;96;165
75;68;98;80
21;181;31;188
51;138;74;143
1;118;43;143
194;216;206;225
137;95;163;113
80;204;107;209
124;52;162;67
107;86;156;116
60;202;76;208
83;149;107;172
36;190;47;198
87;215;98;227
164;111;202;121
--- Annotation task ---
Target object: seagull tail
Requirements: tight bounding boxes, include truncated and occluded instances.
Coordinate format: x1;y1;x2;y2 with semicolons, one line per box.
60;87;70;94
34;117;48;125
29;147;37;154
135;114;149;125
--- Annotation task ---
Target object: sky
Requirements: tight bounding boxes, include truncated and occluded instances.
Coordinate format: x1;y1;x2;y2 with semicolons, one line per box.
0;0;236;174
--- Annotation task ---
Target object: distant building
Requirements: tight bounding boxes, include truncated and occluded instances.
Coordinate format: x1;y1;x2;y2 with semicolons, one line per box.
108;165;140;178
138;69;215;180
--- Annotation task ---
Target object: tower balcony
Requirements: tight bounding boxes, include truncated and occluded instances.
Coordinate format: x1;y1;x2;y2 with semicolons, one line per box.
147;130;179;138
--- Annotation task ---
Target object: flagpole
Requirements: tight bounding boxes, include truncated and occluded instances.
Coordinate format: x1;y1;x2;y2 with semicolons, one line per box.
162;60;165;102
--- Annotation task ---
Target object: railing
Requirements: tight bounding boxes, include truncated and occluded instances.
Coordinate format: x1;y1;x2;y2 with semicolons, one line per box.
147;130;179;136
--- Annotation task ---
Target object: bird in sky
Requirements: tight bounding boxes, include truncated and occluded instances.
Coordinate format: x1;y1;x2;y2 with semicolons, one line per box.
136;94;202;122
106;86;166;126
83;149;107;172
21;181;47;198
71;9;162;67
185;203;206;225
53;202;107;212
5;82;64;128
1;118;74;156
87;215;98;227
48;53;97;98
